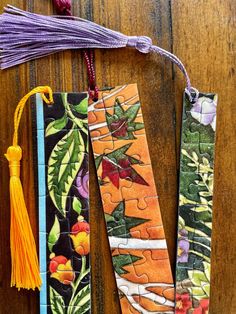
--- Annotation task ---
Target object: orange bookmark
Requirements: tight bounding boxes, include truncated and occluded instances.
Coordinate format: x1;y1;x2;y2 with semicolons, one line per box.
89;84;174;314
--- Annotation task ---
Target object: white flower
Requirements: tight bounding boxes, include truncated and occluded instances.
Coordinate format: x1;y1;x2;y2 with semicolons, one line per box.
190;96;217;131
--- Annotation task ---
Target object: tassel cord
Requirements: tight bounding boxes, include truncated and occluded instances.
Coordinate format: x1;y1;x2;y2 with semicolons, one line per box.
52;0;98;100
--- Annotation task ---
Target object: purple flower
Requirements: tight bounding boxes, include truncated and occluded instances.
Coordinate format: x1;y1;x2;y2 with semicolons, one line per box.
190;96;217;131
177;235;190;263
76;170;89;199
179;228;188;237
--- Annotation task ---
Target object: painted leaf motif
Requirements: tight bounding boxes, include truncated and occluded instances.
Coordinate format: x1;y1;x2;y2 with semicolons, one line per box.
106;100;144;139
106;201;149;238
50;286;66;314
95;155;103;169
203;261;211;282
190;287;206;298
61;93;88;130
70;284;90;314
101;143;148;188
188;269;208;286
46;114;68;137
202;284;210;296
48;128;85;216
73;197;82;215
113;254;141;276
48;215;60;252
72;97;88;115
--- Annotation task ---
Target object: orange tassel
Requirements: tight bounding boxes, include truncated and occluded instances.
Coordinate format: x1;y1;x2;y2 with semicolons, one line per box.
5;86;54;290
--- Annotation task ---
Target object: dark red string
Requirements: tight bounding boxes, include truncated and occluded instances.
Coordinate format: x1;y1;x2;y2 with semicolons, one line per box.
83;50;99;101
52;0;98;100
53;0;72;15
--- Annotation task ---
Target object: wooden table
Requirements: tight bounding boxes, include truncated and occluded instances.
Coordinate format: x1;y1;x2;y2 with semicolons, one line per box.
0;1;235;313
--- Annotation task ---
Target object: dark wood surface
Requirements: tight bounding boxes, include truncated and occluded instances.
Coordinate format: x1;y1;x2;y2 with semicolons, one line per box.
0;1;235;313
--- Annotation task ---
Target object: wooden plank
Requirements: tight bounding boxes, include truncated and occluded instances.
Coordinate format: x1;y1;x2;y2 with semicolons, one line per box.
0;0;235;313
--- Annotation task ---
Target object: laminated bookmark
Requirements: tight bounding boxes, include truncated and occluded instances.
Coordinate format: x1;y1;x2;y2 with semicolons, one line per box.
89;84;174;313
175;93;217;313
36;92;90;313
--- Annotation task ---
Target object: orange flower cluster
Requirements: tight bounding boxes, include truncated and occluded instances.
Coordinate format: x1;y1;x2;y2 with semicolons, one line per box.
49;216;90;285
70;216;90;256
49;254;75;285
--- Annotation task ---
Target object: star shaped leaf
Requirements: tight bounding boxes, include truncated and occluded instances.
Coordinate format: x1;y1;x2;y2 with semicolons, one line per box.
105;200;149;238
113;254;141;276
101;143;149;188
106;99;144;140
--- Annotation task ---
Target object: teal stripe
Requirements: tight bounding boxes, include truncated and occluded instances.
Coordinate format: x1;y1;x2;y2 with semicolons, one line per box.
36;94;47;314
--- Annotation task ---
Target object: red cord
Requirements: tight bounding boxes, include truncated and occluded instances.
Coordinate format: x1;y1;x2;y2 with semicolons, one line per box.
52;0;98;100
83;50;99;101
53;0;72;15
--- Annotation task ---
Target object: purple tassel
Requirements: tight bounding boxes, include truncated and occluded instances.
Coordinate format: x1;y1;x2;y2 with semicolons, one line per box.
0;5;195;97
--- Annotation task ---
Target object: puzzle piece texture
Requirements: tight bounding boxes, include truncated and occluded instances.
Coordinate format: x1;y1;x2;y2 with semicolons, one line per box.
175;92;217;313
36;93;90;314
89;84;174;313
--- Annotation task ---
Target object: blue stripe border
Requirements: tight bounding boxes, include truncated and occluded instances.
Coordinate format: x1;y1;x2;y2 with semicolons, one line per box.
36;94;47;314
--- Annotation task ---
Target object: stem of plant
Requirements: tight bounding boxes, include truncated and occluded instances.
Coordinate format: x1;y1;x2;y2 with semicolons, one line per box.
67;256;90;314
62;93;88;135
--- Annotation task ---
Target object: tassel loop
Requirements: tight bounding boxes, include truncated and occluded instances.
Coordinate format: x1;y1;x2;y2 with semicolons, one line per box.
12;86;53;146
5;86;53;290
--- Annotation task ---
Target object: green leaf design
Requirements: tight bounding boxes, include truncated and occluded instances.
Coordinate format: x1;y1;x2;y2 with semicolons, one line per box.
73;197;82;215
46;115;68;137
113;254;141;276
48;128;85;216
106;201;149;238
61;93;88;133
50;286;66;314
124;102;141;121
106;99;144;139
70;285;90;314
73;97;88;115
203;261;211;282
191;286;206;297
188;269;208;286
188;262;210;299
48;215;60;252
180;205;211;237
95;155;103;169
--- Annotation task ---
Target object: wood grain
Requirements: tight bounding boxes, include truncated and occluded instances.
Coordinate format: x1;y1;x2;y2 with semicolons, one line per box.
0;0;235;313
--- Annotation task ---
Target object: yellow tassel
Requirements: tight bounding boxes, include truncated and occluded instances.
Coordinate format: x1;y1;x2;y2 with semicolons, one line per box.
5;86;54;290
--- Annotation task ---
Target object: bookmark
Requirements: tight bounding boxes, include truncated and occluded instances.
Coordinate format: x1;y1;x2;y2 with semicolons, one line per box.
36;92;90;313
175;93;217;313
89;83;174;313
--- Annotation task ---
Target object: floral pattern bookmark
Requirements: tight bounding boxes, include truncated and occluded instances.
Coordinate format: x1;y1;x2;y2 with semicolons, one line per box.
89;84;174;313
36;93;90;314
175;93;217;313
